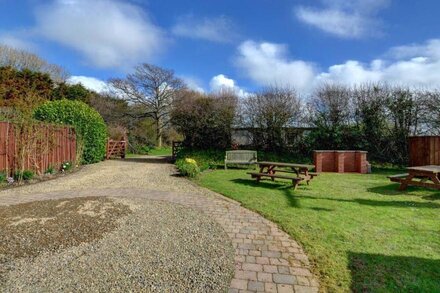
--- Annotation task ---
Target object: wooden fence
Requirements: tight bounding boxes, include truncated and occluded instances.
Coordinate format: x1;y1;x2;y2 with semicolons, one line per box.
409;136;440;166
0;122;76;175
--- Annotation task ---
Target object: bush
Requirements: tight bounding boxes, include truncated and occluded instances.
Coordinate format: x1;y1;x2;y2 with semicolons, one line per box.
0;172;6;182
171;90;237;150
45;165;56;175
175;158;201;178
34;99;107;164
176;149;224;171
14;170;34;181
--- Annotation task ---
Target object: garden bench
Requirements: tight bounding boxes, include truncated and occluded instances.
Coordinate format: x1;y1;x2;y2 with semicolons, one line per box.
247;172;304;190
225;150;257;169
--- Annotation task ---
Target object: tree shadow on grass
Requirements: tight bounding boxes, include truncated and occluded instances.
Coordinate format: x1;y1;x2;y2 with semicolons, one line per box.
294;194;440;209
368;183;440;198
348;252;440;292
231;178;328;210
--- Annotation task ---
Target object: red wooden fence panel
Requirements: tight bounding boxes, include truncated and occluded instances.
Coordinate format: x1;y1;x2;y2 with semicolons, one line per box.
0;122;76;175
409;136;440;166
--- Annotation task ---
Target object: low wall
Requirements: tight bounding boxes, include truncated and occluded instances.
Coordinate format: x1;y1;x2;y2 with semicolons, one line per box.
314;150;369;174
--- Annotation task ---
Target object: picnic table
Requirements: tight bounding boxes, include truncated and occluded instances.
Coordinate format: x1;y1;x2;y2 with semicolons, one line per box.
247;161;317;189
388;165;440;190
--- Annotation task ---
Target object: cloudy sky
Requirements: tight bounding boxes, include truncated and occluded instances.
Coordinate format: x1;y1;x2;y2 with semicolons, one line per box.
1;0;439;95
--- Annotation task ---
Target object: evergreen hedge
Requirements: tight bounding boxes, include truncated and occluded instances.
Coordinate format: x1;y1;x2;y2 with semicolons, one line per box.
34;99;107;164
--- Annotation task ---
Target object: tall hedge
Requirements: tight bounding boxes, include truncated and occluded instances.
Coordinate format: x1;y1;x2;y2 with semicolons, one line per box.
34;99;107;164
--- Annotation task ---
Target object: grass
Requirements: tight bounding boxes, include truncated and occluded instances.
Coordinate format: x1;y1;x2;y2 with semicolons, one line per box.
148;146;172;156
197;168;440;292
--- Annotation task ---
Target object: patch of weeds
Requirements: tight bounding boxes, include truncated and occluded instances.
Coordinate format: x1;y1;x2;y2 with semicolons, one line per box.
61;161;73;172
45;165;56;175
13;170;34;181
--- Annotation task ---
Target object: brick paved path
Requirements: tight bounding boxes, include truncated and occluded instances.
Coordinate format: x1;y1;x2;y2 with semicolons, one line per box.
0;157;319;293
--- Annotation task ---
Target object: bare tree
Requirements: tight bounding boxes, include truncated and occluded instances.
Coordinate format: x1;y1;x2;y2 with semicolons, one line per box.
0;44;69;82
109;63;185;147
242;86;301;151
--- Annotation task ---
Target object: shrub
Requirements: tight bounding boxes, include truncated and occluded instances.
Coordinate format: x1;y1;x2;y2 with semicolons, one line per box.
61;161;73;172
176;158;201;178
14;170;34;181
34;99;107;164
45;165;56;175
0;172;6;182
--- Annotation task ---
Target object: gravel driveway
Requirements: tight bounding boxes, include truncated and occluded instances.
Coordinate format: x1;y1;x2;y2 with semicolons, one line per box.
0;156;319;293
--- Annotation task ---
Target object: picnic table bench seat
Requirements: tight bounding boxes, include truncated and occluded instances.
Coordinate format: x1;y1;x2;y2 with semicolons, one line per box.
225;150;257;169
387;173;409;183
247;172;304;190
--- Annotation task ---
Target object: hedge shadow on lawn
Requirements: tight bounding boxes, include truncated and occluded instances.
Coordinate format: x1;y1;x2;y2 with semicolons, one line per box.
349;252;440;292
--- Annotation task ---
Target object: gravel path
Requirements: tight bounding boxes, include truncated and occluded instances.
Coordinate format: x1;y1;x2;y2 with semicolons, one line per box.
2;198;234;292
0;156;319;293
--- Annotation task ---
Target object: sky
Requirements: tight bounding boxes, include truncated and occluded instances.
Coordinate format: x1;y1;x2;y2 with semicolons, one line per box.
1;0;440;96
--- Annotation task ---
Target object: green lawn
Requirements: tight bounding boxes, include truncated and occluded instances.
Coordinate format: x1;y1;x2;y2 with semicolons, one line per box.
197;169;440;292
148;146;172;156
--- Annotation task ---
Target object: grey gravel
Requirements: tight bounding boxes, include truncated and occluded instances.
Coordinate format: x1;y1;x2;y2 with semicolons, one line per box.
2;198;235;292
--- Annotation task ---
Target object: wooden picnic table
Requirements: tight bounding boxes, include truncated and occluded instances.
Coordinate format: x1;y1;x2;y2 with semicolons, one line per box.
247;161;317;189
388;165;440;190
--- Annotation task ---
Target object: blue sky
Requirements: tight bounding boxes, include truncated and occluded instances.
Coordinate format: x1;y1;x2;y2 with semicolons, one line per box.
1;0;440;95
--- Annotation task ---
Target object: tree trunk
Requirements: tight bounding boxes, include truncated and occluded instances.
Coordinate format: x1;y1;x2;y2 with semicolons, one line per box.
156;119;162;148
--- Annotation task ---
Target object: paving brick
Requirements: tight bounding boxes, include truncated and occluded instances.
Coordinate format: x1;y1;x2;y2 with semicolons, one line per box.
236;270;257;281
277;284;294;293
264;282;277;293
247;281;264;291
257;272;272;282
263;264;278;273
230;279;248;290
242;263;263;272
294;285;319;293
273;274;296;285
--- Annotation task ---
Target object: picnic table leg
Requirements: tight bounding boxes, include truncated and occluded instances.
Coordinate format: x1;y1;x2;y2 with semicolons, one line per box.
399;174;415;191
292;179;298;190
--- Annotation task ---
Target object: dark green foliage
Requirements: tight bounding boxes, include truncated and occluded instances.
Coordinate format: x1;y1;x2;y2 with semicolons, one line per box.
171;90;237;150
0;172;6;182
14;170;34;181
44;165;56;175
34;99;107;164
52;83;95;104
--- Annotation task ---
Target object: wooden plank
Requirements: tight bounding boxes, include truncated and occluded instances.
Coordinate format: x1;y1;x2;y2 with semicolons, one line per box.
258;161;315;169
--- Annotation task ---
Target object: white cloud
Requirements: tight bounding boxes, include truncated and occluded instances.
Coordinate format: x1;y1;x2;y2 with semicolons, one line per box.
67;76;108;93
181;76;205;93
34;0;165;68
235;41;317;93
295;0;389;38
235;39;440;93
209;74;249;97
172;15;237;43
0;31;35;51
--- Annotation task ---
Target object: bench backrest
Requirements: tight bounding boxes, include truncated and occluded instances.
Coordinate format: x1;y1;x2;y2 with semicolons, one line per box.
226;150;257;162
